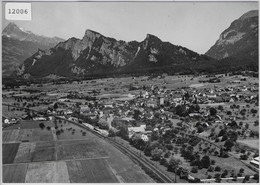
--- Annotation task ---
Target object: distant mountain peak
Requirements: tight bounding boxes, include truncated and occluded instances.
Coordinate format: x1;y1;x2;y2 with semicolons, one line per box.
2;22;65;77
3;22;27;36
145;34;162;42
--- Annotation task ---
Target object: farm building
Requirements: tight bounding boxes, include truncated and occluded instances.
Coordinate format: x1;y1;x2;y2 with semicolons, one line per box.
250;157;259;167
128;124;146;138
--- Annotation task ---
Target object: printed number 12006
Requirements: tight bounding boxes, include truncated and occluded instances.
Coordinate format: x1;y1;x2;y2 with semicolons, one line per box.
5;3;31;20
8;9;28;14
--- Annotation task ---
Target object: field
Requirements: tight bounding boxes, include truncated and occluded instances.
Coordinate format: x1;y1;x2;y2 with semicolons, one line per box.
237;139;259;150
2;119;154;183
67;159;118;183
3;164;28;183
25;161;70;183
2;143;20;164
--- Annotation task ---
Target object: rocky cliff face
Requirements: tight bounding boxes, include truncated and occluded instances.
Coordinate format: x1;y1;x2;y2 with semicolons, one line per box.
2;22;64;76
205;10;258;60
17;29;210;78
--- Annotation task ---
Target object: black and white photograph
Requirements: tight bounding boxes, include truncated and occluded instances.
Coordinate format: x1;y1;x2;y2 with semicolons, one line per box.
1;1;259;183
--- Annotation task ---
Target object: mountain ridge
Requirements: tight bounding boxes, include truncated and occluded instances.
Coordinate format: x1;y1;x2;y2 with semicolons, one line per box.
205;10;258;60
16;29;211;79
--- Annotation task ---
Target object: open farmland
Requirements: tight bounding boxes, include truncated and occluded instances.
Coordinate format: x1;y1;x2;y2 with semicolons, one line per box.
2;119;154;183
237;139;259;150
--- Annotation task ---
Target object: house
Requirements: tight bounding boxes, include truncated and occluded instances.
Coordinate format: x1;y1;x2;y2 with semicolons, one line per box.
128;125;146;138
250;157;259;167
21;114;33;120
146;101;157;108
103;101;114;108
2;116;9;124
33;117;47;121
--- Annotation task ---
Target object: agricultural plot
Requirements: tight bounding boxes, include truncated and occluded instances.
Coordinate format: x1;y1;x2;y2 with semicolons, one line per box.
66;159;118;183
31;142;55;162
55;121;97;140
3;128;53;143
106;148;155;183
2;143;20;164
2;104;26;118
4;120;54;130
2;129;20;142
3;163;28;183
14;142;36;163
32;128;54;142
25;161;70;183
57;140;107;160
237;139;259;150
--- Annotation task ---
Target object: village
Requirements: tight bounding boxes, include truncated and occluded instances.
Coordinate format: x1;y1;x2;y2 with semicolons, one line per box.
2;72;259;183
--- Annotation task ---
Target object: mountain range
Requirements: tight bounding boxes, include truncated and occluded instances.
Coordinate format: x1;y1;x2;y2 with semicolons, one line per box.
2;22;64;76
2;10;258;79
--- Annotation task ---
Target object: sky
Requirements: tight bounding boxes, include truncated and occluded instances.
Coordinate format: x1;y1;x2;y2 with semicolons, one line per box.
2;1;259;54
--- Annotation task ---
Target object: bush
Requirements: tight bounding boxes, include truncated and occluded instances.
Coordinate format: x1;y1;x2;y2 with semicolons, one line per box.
39;122;45;129
208;166;214;172
232;175;237;181
215;166;221;172
240;154;248;160
253;153;259;158
210;159;216;165
244;175;250;182
239;168;245;173
191;166;198;173
253;173;259;180
160;157;167;166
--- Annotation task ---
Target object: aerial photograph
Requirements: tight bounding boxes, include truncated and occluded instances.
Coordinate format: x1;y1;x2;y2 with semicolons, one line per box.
1;1;259;183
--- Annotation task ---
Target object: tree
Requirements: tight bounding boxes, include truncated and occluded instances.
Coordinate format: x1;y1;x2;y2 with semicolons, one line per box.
151;148;163;161
239;168;245;173
191;166;198;173
167;157;182;172
210;159;216;165
209;107;217;116
200;155;211;168
133;109;141;120
207;166;214;172
245;123;249;129
160;157;168;166
215;166;221;172
221;134;228;142
232;175;237;181
218;105;224;111
240;154;248;160
253;173;259;180
39;122;45;129
151;131;159;141
197;125;204;133
224;139;234;151
244;175;250;182
221;169;228;178
53;102;58;109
